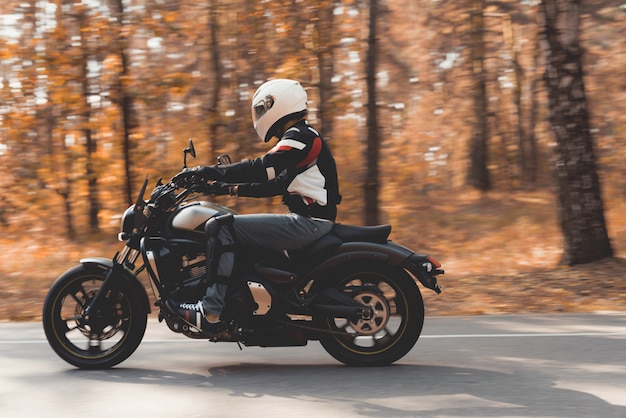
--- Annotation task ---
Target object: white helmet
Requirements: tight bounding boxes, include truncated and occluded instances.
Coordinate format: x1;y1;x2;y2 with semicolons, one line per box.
251;79;308;142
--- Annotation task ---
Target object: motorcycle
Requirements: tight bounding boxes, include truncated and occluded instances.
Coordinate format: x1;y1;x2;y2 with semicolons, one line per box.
43;140;444;369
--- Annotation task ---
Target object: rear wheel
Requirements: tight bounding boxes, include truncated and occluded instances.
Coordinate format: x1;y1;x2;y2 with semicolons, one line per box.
315;262;424;366
42;265;147;369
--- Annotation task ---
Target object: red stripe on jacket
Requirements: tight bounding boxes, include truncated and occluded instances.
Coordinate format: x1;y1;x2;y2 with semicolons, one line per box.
296;137;322;169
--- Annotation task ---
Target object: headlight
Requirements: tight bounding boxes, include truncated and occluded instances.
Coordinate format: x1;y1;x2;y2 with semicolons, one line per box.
118;204;147;241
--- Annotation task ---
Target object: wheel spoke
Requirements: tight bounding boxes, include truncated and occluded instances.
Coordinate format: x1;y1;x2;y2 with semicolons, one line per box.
54;317;72;337
87;337;102;354
70;292;81;306
64;321;80;333
372;332;393;348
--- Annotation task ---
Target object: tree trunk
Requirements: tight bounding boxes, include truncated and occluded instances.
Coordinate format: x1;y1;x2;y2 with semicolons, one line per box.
503;15;530;189
467;0;490;191
364;0;380;225
78;10;99;231
113;0;135;206
540;0;612;265
314;1;336;141
44;105;76;238
526;14;543;188
207;0;221;163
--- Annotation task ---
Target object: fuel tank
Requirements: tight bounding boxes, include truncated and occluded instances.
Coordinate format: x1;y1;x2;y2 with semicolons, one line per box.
167;201;237;238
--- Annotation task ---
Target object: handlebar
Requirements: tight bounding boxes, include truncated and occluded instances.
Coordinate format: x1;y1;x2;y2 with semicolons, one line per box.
168;178;219;198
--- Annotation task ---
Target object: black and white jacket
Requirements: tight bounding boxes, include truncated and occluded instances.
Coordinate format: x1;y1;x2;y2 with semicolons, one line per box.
208;121;341;221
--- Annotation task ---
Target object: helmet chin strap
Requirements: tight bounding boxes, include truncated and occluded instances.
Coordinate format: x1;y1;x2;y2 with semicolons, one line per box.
264;110;307;142
270;116;307;141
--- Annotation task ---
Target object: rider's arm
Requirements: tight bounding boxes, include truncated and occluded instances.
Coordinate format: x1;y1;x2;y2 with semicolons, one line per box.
234;174;286;198
198;158;267;183
207;136;306;183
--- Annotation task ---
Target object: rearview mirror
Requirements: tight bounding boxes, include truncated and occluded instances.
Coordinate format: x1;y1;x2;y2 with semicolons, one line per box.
183;139;196;168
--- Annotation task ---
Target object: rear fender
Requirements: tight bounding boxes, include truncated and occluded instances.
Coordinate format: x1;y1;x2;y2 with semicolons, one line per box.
80;257;151;314
305;242;442;293
305;241;410;284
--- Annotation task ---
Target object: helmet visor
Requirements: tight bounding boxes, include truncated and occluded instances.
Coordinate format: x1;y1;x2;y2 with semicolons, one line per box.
252;95;275;125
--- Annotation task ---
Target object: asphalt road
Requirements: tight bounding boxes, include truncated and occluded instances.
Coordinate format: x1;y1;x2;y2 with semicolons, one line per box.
1;313;625;417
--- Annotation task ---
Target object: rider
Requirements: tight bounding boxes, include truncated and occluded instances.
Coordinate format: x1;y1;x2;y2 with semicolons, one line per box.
167;79;342;332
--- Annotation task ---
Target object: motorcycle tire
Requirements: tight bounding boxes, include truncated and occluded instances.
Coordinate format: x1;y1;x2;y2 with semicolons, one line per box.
42;265;147;369
314;261;424;366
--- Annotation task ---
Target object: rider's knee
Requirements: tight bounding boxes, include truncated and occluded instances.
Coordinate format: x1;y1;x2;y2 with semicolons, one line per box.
205;213;234;238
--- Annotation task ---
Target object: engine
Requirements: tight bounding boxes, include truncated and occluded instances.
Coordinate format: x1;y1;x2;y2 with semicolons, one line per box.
179;253;207;289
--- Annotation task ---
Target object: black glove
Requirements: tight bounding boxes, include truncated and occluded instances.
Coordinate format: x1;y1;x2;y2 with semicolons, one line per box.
171;168;194;186
206;181;236;196
171;166;215;186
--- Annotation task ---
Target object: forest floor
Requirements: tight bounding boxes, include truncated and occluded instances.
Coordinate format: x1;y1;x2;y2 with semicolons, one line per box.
1;190;626;321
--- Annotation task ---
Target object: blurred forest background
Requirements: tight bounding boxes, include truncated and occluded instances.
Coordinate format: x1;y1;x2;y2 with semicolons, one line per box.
1;0;625;320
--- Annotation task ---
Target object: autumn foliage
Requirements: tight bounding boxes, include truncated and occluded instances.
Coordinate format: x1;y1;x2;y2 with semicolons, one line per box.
1;0;625;319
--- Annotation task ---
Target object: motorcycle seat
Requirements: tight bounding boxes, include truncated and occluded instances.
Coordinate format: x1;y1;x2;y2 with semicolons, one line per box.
286;224;392;272
332;224;392;243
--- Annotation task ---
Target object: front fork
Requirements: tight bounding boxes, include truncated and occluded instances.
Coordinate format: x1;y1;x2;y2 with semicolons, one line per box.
82;246;143;328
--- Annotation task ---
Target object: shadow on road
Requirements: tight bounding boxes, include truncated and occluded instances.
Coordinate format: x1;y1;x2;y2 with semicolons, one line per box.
67;362;626;417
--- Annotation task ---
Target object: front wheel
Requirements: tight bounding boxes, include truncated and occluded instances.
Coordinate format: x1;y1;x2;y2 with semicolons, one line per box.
314;262;424;366
42;265;147;369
